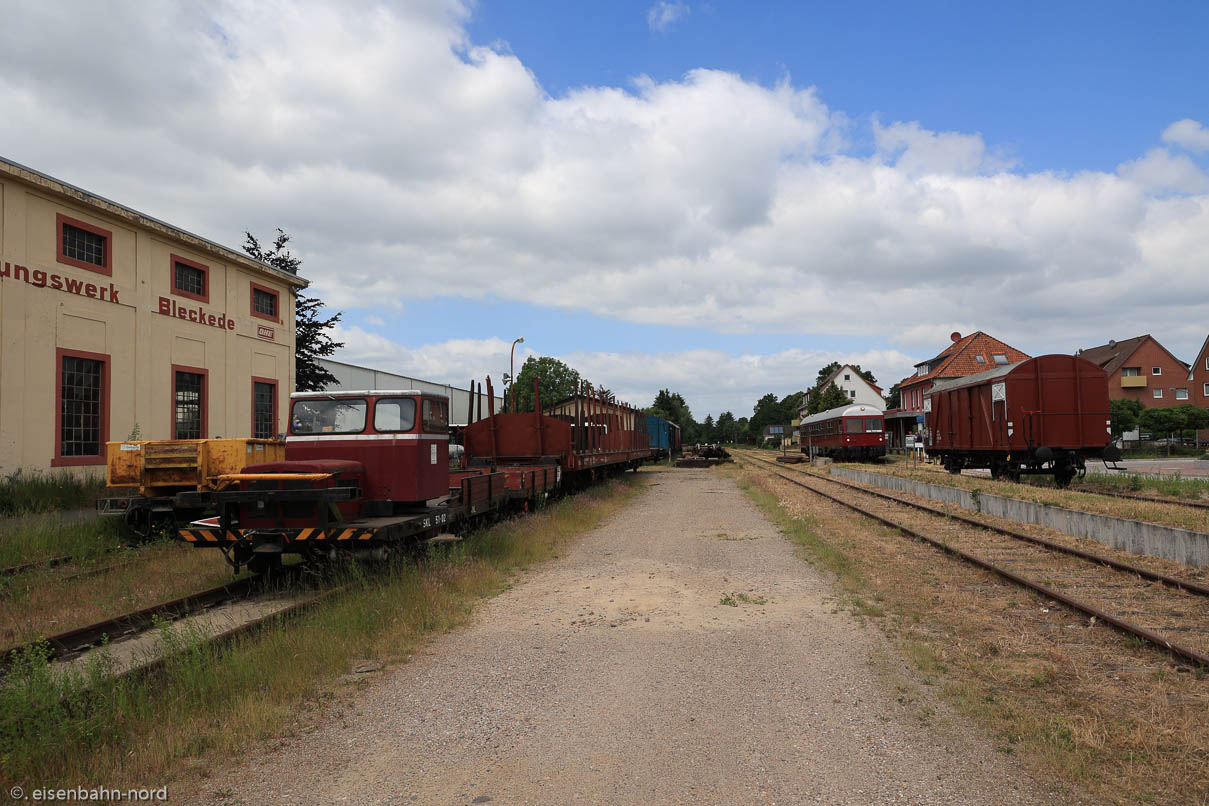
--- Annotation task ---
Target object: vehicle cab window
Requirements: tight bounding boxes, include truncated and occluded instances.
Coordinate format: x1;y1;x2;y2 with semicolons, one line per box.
422;399;449;433
290;398;367;435
373;398;417;432
845;418;865;434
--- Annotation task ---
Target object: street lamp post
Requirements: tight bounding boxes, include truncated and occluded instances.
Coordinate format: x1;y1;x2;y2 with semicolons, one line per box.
510;337;524;412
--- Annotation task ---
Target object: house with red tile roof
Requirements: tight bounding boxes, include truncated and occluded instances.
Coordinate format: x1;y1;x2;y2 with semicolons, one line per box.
1188;334;1209;441
1077;335;1190;409
884;331;1031;449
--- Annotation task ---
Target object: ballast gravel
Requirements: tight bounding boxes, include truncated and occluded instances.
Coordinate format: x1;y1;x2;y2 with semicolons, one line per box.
191;468;1050;805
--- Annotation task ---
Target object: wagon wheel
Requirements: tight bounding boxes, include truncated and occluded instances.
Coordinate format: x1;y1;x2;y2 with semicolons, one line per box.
944;457;962;475
1053;466;1076;488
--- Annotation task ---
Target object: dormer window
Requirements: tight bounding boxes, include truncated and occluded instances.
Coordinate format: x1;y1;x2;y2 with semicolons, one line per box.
974;354;986;365
992;353;1009;365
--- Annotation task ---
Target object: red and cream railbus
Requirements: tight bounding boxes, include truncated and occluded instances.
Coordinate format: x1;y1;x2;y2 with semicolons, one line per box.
801;403;886;461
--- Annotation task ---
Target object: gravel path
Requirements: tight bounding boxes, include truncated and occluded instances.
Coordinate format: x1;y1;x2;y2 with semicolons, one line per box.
193;468;1047;805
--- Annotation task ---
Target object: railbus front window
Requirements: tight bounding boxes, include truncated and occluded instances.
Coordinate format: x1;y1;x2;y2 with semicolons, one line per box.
845;418;865;434
290;399;368;435
865;418;883;432
374;398;417;433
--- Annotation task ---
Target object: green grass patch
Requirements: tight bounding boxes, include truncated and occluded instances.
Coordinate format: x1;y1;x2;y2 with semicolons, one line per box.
1073;472;1209;502
0;514;126;569
0;469;107;516
0;475;645;788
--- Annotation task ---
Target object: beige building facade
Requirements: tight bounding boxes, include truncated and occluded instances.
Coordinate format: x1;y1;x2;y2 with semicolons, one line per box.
0;158;307;474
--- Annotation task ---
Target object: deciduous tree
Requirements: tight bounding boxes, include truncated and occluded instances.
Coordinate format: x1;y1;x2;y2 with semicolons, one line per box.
243;229;343;392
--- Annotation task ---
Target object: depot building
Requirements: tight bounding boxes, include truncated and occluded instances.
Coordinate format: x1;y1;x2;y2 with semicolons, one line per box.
0;157;308;474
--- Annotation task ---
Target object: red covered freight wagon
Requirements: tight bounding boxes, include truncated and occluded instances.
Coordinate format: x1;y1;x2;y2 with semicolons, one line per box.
924;354;1121;486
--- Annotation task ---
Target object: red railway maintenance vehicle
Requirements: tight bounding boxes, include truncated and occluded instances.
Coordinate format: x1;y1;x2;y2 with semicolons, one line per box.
177;378;653;573
801;403;887;461
923;354;1121;486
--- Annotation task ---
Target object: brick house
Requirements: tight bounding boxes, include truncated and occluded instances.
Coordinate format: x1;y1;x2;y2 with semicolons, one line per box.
1185;334;1209;441
1077;335;1190;409
885;331;1031;450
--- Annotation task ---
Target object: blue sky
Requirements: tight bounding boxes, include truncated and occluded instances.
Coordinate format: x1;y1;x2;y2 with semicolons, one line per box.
1;1;1207;419
468;0;1208;173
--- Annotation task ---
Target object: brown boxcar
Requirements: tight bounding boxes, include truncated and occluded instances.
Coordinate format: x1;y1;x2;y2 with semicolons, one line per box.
924;354;1121;486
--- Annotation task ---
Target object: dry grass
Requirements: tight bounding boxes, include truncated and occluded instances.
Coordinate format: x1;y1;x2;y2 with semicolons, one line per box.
817;457;1209;534
0;544;236;647
733;462;1209;806
1;475;645;793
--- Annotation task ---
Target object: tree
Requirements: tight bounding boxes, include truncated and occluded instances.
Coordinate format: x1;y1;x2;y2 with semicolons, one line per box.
814;382;850;413
512;356;581;412
702;414;716;442
885;382;902;410
1108;398;1145;438
1140;404;1209;447
243;229;343;392
716;411;736;443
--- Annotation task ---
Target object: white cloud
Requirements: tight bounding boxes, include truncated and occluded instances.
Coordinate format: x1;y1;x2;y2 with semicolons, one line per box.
1;1;1207;412
1161;118;1209;154
647;1;689;32
1117;148;1209;194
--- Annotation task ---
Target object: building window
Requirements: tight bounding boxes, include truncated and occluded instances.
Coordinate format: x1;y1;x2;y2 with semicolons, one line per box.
849;390;856;399
250;282;280;321
1205;357;1209;371
974;354;986;364
992;353;1009;365
1176;388;1189;400
1152;367;1162;376
1204;383;1209;397
1153;388;1163;399
1122;367;1141;376
844;373;850;381
56;213;113;275
253;378;276;439
55;349;109;465
173;367;207;439
171;254;209;303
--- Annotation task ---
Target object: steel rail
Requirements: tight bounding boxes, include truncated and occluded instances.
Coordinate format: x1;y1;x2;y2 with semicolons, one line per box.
736;455;1209;669
1072;485;1209;511
739;452;1209;599
0;565;306;673
0;555;74;578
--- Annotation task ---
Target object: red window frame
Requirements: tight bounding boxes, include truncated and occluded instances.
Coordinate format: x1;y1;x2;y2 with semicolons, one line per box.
170;253;210;303
56;213;113;276
171;364;209;439
53;347;111;467
250;282;281;323
251;376;278;439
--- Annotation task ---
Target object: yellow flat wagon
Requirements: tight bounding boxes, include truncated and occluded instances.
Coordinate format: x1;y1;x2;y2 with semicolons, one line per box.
100;438;285;537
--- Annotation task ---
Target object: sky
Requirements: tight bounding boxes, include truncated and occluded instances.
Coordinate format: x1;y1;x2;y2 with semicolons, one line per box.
1;0;1207;420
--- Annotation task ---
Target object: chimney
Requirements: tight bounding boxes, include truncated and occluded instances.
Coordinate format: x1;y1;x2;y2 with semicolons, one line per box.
950;331;962;343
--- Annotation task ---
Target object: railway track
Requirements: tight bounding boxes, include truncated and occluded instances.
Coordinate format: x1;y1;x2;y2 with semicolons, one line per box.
0;555;74;578
874;459;1209;511
735;452;1209;669
0;566;316;676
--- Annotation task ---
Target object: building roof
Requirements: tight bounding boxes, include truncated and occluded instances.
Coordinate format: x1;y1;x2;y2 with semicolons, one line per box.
0;156;307;289
818;364;883;395
901;331;1030;388
1078;334;1188;376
